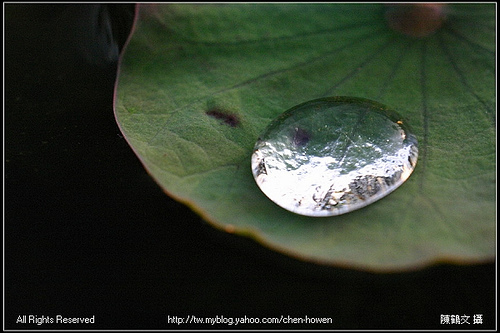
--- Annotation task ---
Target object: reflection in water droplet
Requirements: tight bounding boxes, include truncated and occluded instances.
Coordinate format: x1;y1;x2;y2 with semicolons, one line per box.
251;97;418;217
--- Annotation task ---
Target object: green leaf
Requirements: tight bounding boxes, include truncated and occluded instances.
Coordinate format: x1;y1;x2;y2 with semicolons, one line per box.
114;4;495;271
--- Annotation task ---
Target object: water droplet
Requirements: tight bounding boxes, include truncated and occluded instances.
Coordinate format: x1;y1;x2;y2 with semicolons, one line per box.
251;97;418;217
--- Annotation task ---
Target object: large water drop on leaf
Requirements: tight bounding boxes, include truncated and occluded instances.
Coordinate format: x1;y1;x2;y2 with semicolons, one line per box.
251;97;418;217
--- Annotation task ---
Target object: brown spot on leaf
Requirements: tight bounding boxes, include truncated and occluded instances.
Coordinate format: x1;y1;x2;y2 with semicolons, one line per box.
206;108;240;127
385;3;447;38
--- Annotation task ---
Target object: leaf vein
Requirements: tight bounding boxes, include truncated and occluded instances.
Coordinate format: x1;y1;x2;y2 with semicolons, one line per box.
321;37;397;97
377;41;412;100
437;32;495;126
224;29;385;93
443;25;495;60
175;21;380;47
419;40;429;192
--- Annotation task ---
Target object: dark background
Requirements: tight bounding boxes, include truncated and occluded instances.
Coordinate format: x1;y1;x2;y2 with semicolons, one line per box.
4;4;496;330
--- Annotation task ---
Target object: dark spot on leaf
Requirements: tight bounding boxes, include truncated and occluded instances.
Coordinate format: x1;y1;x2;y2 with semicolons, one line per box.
384;3;447;38
292;127;311;147
206;108;240;127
